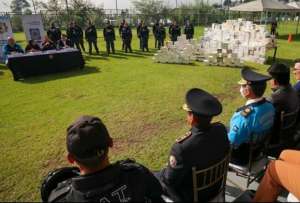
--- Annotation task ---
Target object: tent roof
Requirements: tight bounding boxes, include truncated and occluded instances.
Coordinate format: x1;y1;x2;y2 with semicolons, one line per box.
230;0;298;12
288;1;300;9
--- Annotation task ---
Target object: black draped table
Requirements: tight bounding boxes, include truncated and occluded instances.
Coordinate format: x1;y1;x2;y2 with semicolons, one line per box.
7;48;85;81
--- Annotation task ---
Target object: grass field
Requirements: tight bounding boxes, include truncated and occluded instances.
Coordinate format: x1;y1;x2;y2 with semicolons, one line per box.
0;22;299;201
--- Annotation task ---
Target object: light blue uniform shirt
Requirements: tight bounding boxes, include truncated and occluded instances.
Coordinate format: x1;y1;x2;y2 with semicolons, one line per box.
228;98;275;147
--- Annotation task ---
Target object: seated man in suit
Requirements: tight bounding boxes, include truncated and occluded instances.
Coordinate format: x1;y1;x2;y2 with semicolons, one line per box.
228;68;275;165
155;88;230;202
267;63;299;154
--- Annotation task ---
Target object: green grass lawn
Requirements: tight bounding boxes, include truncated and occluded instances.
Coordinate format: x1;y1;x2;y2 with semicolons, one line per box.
0;22;299;201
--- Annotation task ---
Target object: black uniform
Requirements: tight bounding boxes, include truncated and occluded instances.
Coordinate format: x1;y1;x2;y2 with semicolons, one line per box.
85;24;99;54
103;24;116;55
271;21;278;35
67;25;84;51
140;25;149;52
121;26;132;53
156;123;229;202
169;24;181;44
47;26;61;44
137;23;143;50
153;22;159;48
184;23;194;40
119;21;125;50
156;25;166;50
155;88;230;202
48;160;163;202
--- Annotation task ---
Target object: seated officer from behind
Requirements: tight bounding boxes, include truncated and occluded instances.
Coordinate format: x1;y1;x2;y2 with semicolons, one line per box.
155;88;230;202
45;115;163;202
267;63;299;146
228;68;275;166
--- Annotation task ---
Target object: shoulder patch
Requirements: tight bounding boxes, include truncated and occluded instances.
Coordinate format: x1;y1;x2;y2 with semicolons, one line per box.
176;131;192;143
240;107;252;117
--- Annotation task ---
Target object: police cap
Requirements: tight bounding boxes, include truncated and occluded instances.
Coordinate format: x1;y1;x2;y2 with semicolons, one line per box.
66;116;111;162
267;63;290;76
238;68;271;85
182;88;222;117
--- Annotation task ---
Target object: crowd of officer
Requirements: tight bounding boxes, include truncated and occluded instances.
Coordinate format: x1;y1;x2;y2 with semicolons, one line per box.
45;19;194;56
40;58;300;202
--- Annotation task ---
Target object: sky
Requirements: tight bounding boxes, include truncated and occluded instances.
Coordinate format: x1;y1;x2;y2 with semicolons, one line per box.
0;0;221;12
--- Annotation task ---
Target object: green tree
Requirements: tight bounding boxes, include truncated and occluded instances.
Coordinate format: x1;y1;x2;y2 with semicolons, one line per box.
10;0;32;31
131;0;168;23
10;0;31;13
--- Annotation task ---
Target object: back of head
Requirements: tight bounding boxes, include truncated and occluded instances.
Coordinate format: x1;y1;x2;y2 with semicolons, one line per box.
268;63;290;86
66;116;112;169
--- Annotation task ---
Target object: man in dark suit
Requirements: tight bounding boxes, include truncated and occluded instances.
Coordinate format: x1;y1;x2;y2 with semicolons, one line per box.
85;20;99;55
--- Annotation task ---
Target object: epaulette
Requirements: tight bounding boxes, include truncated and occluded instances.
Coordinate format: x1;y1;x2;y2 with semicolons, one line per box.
176;131;192;143
48;180;71;202
240;107;252;117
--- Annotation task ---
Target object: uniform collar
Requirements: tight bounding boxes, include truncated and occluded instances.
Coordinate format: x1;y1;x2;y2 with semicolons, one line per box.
71;163;120;192
191;124;211;133
236;98;267;112
245;97;263;105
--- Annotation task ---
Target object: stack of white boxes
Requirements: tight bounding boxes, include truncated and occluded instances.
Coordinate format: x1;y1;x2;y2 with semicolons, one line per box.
153;35;197;64
199;19;276;66
153;19;275;67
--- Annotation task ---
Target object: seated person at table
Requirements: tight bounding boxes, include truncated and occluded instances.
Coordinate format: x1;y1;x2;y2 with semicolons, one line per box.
3;36;24;61
58;34;71;48
253;150;300;202
228;68;275;166
25;40;41;53
42;36;56;51
267;63;299;151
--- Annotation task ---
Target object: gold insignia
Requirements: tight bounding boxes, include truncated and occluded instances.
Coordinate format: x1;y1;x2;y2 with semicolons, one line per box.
241;107;252;117
176;131;192;143
169;155;177;168
182;103;192;112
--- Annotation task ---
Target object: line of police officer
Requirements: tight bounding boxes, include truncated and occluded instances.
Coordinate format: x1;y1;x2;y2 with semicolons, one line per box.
47;20;195;55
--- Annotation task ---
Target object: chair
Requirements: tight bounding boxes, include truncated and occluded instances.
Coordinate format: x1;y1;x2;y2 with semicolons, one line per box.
268;109;299;157
229;132;270;188
192;152;230;202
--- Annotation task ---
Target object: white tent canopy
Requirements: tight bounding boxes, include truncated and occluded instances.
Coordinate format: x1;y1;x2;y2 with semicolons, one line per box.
230;0;298;12
288;1;300;9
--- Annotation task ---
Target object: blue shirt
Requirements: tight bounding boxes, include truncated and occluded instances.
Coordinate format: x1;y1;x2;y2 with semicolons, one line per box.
294;81;300;93
2;43;24;62
228;98;275;147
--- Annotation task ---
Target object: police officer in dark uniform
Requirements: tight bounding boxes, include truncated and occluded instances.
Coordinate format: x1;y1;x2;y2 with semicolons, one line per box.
67;21;85;51
119;19;126;50
137;20;143;50
228;68;275;165
153;20;160;48
184;20;194;40
47;23;61;46
169;21;181;44
103;21;116;55
121;22;132;53
157;22;166;50
85;20;99;55
155;88;230;202
140;22;149;52
43;115;163;202
267;63;299;154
